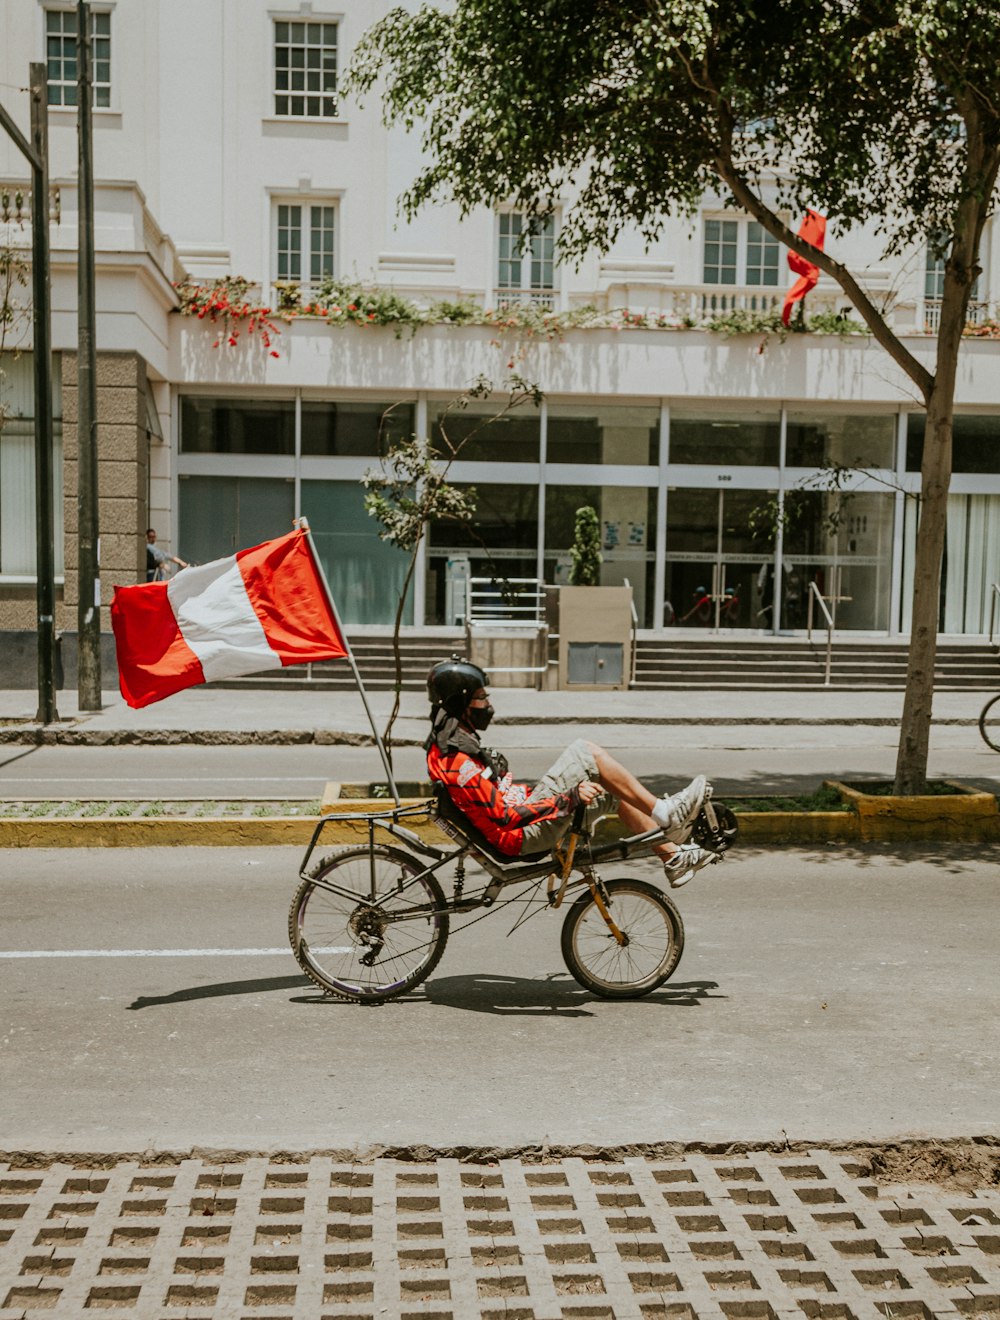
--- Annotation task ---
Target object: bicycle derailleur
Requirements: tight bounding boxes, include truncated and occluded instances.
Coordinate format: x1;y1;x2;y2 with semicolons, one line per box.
349;906;386;967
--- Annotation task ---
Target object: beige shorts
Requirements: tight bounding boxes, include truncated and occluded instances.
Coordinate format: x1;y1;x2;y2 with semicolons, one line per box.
519;739;616;854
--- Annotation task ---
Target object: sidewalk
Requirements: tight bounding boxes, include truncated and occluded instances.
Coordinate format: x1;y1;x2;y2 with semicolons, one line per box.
2;1147;998;1320
0;684;987;745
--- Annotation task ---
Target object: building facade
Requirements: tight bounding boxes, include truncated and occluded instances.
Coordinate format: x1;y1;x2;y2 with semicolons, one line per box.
1;0;999;643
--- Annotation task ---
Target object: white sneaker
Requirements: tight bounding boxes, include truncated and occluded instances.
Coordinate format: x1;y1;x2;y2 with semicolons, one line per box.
652;775;711;843
662;842;717;889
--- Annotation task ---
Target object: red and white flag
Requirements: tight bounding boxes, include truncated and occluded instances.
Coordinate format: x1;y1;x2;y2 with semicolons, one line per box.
782;209;827;326
111;528;347;709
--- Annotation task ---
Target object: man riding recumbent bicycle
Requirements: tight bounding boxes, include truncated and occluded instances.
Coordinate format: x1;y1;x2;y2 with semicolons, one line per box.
288;659;738;1004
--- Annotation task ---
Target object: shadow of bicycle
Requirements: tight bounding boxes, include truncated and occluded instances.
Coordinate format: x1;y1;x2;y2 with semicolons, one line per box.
289;972;724;1015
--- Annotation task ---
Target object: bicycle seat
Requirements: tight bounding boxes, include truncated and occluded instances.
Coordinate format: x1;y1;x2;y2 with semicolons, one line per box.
431;784;552;866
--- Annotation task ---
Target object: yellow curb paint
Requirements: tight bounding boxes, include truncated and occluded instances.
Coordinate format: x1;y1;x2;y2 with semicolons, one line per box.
826;778;1000;842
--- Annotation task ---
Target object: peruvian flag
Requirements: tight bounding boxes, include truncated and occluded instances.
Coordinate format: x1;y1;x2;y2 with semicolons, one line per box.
782;209;827;326
111;528;347;709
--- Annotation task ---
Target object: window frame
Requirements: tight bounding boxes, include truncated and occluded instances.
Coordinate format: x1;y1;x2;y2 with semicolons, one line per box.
44;4;114;111
494;208;559;309
702;213;781;288
270;195;340;297
271;15;340;120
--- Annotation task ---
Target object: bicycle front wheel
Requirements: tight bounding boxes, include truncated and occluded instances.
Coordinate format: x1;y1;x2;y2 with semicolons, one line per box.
289;845;449;1003
979;693;1000;753
561;879;684;999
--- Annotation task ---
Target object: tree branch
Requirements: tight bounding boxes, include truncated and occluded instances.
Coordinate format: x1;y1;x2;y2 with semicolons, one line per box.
712;153;936;401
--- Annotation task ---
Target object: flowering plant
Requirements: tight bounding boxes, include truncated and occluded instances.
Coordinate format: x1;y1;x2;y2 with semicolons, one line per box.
173;277;281;355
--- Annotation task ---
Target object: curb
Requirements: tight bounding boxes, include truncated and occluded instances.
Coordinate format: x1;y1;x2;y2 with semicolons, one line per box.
0;715;984;746
4;805;997;847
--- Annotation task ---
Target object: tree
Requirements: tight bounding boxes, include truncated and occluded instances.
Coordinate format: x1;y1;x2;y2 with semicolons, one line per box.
347;1;1000;793
363;373;542;756
568;505;602;586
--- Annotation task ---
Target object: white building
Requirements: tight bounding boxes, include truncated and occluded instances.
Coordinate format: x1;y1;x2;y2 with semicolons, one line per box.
1;0;998;647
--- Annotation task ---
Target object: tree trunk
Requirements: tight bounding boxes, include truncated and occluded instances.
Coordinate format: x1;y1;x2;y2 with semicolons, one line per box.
893;320;963;794
893;386;952;794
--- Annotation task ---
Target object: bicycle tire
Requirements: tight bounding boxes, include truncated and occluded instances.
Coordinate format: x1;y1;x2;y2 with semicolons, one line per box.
560;878;685;999
979;694;1000;753
288;845;449;1003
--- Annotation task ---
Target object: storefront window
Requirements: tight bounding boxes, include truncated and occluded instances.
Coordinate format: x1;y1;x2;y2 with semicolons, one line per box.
907;414;1000;472
430;400;540;463
545;483;656;625
178;474;295;564
782;489;893;630
786;412;895;468
669;409;780;466
301;480;412;626
301;400;414;456
546;404;659;466
425;483;539;624
180;397;295;455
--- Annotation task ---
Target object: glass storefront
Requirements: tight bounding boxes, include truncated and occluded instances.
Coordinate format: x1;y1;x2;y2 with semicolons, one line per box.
173;395;1000;637
665;488;776;629
783;490;894;632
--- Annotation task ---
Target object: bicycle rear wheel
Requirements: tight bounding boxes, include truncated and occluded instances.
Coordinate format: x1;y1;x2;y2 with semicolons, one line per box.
561;878;684;999
289;845;449;1003
979;694;1000;753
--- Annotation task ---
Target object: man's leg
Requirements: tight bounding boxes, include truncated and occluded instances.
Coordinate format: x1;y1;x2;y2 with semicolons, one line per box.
581;741;716;886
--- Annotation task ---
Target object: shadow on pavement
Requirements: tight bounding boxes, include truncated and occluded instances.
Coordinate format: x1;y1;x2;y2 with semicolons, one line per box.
290;974;724;1016
736;841;1000;869
128;974;306;1009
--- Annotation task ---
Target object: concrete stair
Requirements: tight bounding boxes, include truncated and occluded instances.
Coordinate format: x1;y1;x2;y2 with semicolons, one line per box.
212;632;1000;692
632;638;1000;690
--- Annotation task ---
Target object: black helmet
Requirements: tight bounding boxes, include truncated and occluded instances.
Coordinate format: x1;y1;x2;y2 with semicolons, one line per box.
427;656;488;717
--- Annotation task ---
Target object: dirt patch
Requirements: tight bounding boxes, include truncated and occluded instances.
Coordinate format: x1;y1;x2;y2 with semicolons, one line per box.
853;1141;1000;1192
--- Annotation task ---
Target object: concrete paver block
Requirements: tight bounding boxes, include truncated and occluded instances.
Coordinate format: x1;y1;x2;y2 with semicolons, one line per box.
1;1150;998;1319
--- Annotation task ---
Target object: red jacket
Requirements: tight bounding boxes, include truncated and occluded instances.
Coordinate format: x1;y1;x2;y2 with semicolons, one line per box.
427;742;575;856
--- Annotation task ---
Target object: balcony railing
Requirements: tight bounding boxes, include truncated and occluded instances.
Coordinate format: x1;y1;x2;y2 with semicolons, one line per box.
923;298;993;333
493;288;556;310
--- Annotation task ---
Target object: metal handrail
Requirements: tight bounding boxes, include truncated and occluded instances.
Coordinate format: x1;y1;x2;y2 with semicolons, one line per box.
806;581;836;687
990;584;1000;649
623;577;639;686
465;576;548;684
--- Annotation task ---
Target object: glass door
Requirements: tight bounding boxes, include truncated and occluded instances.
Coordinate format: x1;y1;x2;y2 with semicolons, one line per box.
665;488;777;630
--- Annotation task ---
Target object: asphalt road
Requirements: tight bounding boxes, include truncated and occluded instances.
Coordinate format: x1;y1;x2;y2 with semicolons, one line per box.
3;724;999;800
2;844;997;1154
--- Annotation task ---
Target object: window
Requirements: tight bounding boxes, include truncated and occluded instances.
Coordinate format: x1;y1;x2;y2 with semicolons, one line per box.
496;212;556;308
924;237;983;331
273;20;338;118
0;354;64;579
703;217;779;286
275;202;336;293
180;397;296;456
46;8;111;108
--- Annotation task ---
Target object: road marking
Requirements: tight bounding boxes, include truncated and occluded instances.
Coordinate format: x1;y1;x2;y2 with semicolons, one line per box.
0;947;351;959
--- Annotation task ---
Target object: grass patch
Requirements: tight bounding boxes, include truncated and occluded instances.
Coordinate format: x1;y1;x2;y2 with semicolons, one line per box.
110;801;138;817
79;801;111;817
844;779;970;796
731;786;851;813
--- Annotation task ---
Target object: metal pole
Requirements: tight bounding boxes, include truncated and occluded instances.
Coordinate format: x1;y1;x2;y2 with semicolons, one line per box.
76;0;101;709
296;519;401;805
29;63;59;724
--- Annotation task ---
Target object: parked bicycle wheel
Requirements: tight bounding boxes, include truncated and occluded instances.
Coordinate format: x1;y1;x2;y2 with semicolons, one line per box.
979;693;1000;753
560;878;684;999
288;845;449;1003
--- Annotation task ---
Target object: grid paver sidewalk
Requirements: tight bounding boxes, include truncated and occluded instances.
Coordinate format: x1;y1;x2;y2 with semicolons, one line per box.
2;1150;999;1319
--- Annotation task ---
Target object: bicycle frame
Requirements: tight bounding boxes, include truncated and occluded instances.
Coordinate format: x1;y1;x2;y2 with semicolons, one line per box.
297;803;674;940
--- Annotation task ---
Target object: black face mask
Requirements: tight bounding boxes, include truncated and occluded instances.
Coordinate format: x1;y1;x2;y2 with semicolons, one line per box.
467;703;494;732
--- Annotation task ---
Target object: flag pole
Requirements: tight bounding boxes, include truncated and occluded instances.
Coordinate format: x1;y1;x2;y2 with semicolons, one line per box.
296;519;402;806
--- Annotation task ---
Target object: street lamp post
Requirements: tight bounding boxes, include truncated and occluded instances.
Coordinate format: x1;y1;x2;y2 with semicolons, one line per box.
76;0;102;710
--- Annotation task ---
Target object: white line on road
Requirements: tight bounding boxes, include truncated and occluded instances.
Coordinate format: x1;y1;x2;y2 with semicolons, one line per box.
2;776;326;783
0;947;350;959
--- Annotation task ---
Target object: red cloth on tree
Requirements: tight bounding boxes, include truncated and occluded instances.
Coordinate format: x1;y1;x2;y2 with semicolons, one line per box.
782;210;827;326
